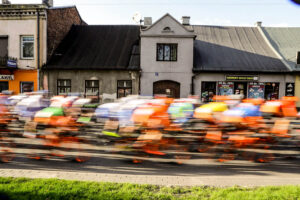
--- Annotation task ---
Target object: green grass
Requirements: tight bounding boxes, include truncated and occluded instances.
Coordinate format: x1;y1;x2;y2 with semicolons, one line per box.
0;177;299;200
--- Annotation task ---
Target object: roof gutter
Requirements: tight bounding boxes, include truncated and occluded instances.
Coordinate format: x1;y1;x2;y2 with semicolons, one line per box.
256;25;293;71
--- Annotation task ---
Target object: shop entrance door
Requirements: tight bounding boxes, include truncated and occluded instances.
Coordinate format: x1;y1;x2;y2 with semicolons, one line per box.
153;80;180;98
234;82;247;98
0;81;8;93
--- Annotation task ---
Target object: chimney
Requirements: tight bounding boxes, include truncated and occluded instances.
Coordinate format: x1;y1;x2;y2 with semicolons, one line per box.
256;21;262;27
43;0;53;7
182;16;190;25
144;17;152;26
2;0;11;4
297;51;300;65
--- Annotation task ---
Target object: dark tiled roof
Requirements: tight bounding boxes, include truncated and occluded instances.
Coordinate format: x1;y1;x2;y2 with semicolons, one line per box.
45;25;140;70
262;27;300;70
193;26;290;72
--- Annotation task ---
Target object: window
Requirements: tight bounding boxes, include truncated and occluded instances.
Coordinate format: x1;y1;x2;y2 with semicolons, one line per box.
0;36;8;57
57;79;71;95
20;82;34;93
201;82;216;102
85;80;99;96
117;80;132;98
285;83;295;96
297;51;300;65
264;82;279;100
21;36;34;59
157;44;177;61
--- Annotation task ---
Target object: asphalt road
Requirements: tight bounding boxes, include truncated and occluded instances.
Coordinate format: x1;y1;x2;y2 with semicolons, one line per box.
1;134;300;187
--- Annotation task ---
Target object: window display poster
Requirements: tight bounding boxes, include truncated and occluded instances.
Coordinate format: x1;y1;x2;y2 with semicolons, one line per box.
248;82;264;99
218;82;234;96
285;83;295;96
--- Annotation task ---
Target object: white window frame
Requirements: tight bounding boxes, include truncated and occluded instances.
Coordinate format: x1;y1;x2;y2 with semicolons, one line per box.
21;36;34;60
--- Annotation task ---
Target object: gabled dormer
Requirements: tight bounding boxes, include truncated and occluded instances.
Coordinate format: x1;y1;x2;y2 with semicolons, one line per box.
140;14;195;98
141;13;195;38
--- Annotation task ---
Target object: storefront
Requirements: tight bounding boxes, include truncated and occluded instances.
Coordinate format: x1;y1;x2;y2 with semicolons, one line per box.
0;69;37;94
197;73;295;102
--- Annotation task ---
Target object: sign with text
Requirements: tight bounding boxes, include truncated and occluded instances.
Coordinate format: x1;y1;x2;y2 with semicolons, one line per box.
218;81;234;96
248;82;264;99
0;75;14;80
226;75;259;81
7;60;17;68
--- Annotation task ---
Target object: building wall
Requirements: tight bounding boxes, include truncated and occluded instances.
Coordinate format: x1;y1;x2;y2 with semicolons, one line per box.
0;18;47;69
47;7;85;60
140;15;194;98
0;5;47;93
8;70;38;93
43;69;139;102
194;72;295;98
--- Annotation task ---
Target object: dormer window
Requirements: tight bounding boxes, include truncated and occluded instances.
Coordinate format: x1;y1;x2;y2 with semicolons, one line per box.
163;27;171;31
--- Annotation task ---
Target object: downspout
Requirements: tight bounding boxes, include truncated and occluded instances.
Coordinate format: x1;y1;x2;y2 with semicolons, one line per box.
191;74;195;95
139;70;142;95
37;9;40;91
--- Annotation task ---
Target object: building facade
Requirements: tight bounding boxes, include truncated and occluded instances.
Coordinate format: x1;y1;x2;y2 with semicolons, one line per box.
139;14;296;101
0;4;47;94
192;25;294;102
259;27;300;105
43;25;140;103
140;14;195;98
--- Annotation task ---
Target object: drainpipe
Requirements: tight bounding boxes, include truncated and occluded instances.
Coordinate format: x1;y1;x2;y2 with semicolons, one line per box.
37;9;40;91
191;74;196;95
138;70;142;95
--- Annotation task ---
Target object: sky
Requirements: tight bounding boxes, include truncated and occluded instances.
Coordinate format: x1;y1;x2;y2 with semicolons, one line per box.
9;0;300;27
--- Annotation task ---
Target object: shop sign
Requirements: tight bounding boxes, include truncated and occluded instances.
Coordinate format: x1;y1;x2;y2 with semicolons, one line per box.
285;83;295;96
248;82;264;99
225;75;259;81
0;75;14;80
7;60;17;68
218;82;234;96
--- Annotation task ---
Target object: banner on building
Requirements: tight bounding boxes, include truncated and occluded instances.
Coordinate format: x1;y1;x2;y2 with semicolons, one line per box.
248;82;264;99
225;75;259;81
218;82;234;96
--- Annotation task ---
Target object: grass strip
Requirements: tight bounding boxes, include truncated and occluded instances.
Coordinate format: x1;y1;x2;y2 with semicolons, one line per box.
0;177;299;200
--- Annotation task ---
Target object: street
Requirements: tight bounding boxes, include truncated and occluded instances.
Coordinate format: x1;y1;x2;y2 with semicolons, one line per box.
1;132;300;187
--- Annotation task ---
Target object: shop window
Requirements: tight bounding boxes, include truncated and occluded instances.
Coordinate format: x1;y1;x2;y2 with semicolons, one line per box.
234;82;247;97
201;81;216;102
0;81;8;93
21;36;34;59
285;83;295;96
218;82;234;96
264;82;279;100
57;79;71;95
157;44;177;61
85;80;99;96
117;80;132;98
20;82;34;93
248;82;264;99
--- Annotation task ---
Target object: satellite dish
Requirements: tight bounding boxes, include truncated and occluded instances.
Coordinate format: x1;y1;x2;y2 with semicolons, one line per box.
132;12;142;24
